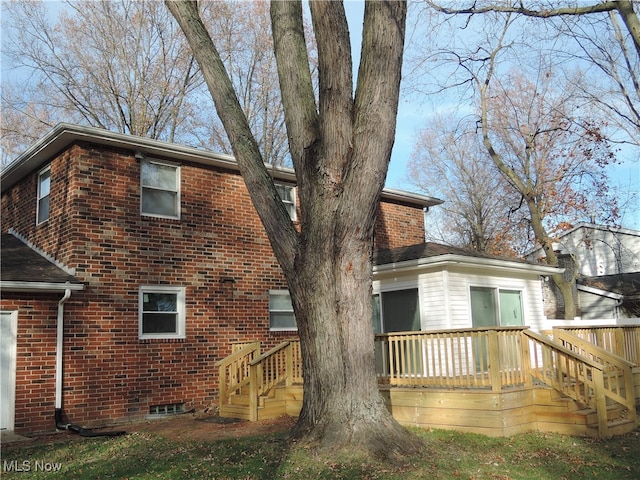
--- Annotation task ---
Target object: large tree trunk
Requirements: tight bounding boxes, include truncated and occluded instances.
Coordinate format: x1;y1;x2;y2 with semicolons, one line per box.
167;0;424;459
290;216;418;455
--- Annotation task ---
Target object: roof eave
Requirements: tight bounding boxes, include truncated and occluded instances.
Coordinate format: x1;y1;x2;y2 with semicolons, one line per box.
1;123;444;208
0;281;85;293
374;253;564;276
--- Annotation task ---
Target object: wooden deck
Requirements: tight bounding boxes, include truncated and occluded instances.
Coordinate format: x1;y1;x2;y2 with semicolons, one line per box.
217;326;640;438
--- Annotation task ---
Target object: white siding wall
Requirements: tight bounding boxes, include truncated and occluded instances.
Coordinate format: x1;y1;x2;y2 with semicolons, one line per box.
375;265;547;333
558;228;639;276
527;226;640;276
419;271;449;330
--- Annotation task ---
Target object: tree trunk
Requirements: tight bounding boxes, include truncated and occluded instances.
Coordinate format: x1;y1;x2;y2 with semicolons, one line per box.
289;215;421;456
167;0;424;459
526;197;578;320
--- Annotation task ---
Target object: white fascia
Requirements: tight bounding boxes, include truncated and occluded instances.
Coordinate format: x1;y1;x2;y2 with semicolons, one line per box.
373;254;564;277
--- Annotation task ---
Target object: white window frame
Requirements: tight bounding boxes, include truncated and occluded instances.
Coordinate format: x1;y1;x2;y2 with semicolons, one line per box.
275;183;297;221
36;166;51;225
139;286;186;339
140;158;181;219
269;290;297;331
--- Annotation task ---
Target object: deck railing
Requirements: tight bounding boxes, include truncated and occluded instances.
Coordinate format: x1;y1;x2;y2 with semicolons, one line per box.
523;329;612;434
553;325;640;366
373;327;530;391
553;328;637;420
245;339;302;421
216;341;261;409
219;326;637;434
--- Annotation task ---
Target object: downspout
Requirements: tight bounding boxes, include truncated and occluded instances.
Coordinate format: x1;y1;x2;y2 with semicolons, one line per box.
54;287;125;436
55;288;71;412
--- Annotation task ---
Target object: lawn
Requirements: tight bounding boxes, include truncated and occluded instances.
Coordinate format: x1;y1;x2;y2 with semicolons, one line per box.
1;427;638;479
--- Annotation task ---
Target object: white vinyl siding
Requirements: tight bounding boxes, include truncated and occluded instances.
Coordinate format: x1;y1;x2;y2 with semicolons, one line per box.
376;266;545;332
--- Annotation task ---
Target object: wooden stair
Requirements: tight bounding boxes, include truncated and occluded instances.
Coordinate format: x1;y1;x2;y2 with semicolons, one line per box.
220;382;302;421
533;387;637;437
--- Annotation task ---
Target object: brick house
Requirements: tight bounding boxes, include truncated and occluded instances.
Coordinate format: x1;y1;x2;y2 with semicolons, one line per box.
0;123;440;435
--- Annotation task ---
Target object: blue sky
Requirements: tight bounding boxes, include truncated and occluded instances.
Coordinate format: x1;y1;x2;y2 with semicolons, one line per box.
3;0;638;229
344;1;639;230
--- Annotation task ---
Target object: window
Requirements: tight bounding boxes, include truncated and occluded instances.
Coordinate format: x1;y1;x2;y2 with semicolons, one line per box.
372;288;421;333
275;183;297;221
141;159;180;218
139;286;186;339
36;167;51;224
470;287;523;328
269;290;297;331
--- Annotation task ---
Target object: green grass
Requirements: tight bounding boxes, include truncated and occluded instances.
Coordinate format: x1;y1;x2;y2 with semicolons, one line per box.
1;427;639;479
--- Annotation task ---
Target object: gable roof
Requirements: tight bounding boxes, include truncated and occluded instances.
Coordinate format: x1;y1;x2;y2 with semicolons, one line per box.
0;123;443;209
374;242;562;275
0;233;84;292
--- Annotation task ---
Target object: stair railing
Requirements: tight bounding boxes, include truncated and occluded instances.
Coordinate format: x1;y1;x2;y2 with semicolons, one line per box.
523;330;610;436
216;341;261;410
247;339;302;421
553;328;636;423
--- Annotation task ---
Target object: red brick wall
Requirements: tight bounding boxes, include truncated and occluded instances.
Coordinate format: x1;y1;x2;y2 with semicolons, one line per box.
0;294;59;433
374;200;425;250
1;141;425;433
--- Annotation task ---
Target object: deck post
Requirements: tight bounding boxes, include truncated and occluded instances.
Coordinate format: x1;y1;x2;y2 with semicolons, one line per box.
285;342;293;387
488;330;501;392
593;368;609;437
219;363;228;408
614;328;625;359
249;364;258;422
520;330;532;387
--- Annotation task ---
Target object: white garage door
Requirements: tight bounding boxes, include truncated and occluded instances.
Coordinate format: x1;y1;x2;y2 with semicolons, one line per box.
1;311;17;431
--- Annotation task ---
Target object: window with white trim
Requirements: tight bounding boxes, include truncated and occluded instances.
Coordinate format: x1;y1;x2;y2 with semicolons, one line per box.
269;290;297;331
275;183;297;221
36;166;51;224
372;288;420;334
470;287;524;327
139;286;186;339
141;159;180;218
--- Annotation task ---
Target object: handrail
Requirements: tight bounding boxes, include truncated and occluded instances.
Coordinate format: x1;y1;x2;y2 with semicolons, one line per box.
247;340;301;421
217;342;261;411
522;329;610;436
216;341;261;367
249;340;292;367
554;325;640;366
553;328;636;421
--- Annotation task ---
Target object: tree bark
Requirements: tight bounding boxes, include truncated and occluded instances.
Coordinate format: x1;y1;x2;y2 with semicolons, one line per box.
167;0;423;459
476;20;578;320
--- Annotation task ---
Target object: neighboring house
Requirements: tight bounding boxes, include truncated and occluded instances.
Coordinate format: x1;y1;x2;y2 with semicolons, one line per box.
0;123;441;435
526;224;640;319
372;243;561;334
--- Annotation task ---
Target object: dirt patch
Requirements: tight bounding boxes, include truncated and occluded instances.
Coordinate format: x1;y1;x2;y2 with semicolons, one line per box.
132;413;297;442
3;414;297;448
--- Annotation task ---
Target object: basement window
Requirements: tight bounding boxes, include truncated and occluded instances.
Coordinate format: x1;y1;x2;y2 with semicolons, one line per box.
148;403;185;417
